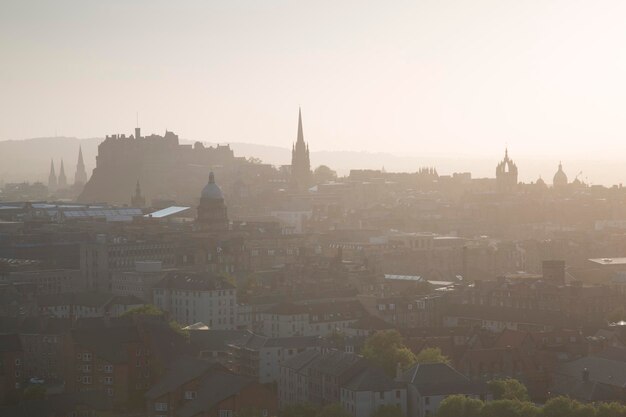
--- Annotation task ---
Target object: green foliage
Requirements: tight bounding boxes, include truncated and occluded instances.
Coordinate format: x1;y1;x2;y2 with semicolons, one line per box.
22;384;46;401
316;404;352;417
487;378;529;401
436;395;483;417
313;165;338;183
280;403;319;417
596;402;626;417
361;330;417;376
414;347;451;365
480;400;540;417
371;404;405;417
542;396;596;417
120;304;163;317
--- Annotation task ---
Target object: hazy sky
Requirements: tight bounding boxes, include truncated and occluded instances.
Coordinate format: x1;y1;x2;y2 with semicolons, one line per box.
2;0;626;160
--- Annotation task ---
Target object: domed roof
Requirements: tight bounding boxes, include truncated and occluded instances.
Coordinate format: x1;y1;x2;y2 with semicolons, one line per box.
201;172;223;200
536;176;547;187
553;162;568;187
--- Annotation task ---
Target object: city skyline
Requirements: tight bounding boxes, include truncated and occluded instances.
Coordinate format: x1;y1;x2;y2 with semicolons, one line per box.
3;0;626;162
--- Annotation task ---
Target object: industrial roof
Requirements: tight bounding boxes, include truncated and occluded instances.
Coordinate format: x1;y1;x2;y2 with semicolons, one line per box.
144;206;191;218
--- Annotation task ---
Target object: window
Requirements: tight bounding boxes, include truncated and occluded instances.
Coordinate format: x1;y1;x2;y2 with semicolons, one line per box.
155;403;168;411
14;359;21;366
104;376;113;385
262;410;269;417
379;392;384;400
424;397;430;405
104;364;113;373
82;376;92;384
83;353;92;362
184;391;197;400
106;388;114;397
396;390;401;399
219;410;233;417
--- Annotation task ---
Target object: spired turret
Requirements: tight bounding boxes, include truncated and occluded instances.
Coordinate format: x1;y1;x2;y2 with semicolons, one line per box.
75;146;88;186
495;148;518;192
290;108;311;190
48;159;57;192
58;160;67;189
131;180;146;207
197;172;229;231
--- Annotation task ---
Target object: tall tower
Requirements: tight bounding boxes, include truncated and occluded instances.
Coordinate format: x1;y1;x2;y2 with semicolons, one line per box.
74;146;88;186
131;180;146;207
495;148;518;193
48;159;57;192
197;172;229;231
291;108;311;190
58;160;67;189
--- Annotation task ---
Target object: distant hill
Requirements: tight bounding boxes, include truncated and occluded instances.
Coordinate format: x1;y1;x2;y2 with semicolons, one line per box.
0;137;101;184
0;136;620;186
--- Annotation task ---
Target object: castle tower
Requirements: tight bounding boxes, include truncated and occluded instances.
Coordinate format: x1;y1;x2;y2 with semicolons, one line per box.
495;148;518;193
48;159;57;192
197;172;229;231
291;108;311;190
74;146;88;186
58;159;67;189
131;180;146;207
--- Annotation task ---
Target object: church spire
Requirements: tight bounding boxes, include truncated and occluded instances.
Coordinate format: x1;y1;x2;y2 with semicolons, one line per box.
58;159;67;189
48;159;57;191
75;145;88;185
297;107;304;145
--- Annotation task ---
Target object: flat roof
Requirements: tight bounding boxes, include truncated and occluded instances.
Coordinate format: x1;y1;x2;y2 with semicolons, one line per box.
145;206;191;218
588;257;626;266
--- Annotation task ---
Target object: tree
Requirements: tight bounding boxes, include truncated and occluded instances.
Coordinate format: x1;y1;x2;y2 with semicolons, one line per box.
22;385;46;401
120;304;163;317
371;404;405;417
414;347;450;365
361;330;417;376
596;402;626;417
313;165;337;184
487;378;529;401
481;399;540;417
436;395;483;417
542;396;596;417
316;404;352;417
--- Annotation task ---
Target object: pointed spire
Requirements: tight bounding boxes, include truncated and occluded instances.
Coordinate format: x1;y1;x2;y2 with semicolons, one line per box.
48;159;57;191
505;147;509;160
58;159;67;188
74;145;88;185
135;180;141;196
209;171;215;184
297;107;305;145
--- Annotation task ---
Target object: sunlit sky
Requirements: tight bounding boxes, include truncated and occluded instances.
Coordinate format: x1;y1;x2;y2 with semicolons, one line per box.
2;0;626;160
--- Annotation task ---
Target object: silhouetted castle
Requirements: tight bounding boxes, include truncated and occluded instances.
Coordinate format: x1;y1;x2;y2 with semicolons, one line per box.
78;127;247;204
291;108;311;190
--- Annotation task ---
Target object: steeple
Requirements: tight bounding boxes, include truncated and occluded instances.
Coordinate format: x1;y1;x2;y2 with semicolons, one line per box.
131;179;146;207
58;159;67;189
291;107;311;190
297;107;305;146
48;159;57;191
75;145;88;185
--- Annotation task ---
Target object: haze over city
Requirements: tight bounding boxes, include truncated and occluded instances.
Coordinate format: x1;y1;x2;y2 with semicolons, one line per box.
6;3;626;417
3;0;626;172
